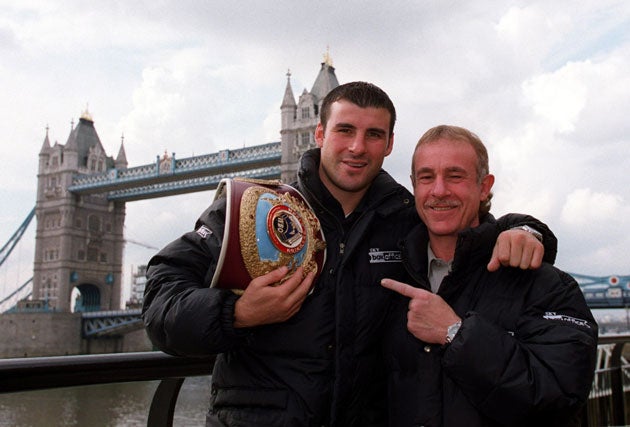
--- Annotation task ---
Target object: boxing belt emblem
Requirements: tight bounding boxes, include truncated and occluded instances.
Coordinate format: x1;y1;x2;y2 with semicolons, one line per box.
211;178;326;293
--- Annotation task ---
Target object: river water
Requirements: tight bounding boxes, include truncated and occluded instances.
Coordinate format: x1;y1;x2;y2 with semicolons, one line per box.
0;376;211;426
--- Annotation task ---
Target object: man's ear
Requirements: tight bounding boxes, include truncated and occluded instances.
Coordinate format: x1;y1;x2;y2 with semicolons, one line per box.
314;123;325;148
385;132;394;156
480;174;495;200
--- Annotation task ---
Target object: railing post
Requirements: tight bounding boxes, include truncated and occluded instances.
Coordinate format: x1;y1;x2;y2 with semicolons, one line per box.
147;377;186;427
610;342;626;426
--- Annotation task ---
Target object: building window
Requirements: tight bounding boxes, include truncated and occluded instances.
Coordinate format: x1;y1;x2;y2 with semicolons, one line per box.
301;107;310;119
88;215;101;232
78;250;85;261
87;247;98;262
301;132;311;145
100;253;108;263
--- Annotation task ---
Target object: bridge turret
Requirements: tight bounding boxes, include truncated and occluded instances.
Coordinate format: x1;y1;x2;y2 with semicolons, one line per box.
63;118;79;172
281;69;297;129
38;127;51;173
115;136;128;170
310;50;339;102
39;126;51;153
280;70;297;183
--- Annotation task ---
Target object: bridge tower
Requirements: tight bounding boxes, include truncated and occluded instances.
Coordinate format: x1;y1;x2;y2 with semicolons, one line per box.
33;110;127;312
280;50;339;183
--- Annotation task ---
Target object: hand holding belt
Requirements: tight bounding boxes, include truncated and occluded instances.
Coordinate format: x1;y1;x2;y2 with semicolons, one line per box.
211;178;326;293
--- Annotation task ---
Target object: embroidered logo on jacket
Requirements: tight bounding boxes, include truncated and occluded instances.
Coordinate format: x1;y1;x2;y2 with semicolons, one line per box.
368;248;402;263
543;311;591;328
196;225;213;239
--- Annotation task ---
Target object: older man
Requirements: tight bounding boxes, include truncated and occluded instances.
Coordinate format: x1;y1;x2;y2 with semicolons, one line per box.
382;125;597;427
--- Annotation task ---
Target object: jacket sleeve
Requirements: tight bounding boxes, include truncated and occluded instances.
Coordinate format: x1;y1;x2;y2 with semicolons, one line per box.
142;196;247;357
495;213;558;264
442;268;598;426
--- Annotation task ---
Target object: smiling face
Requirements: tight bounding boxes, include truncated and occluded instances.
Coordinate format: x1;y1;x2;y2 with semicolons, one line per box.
315;99;394;213
412;137;494;250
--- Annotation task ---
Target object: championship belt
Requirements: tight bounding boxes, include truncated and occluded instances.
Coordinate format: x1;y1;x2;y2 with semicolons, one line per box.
210;178;326;293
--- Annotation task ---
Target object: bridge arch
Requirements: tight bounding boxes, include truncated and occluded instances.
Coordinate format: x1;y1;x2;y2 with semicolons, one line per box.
72;283;102;312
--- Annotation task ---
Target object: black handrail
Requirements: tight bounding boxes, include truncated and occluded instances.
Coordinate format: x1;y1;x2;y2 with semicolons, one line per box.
0;351;215;394
0;351;215;427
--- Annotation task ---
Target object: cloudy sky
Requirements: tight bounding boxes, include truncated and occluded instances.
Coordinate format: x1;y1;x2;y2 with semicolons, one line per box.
1;0;629;303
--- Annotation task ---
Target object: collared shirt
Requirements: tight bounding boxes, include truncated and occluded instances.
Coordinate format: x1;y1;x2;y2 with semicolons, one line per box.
427;243;452;293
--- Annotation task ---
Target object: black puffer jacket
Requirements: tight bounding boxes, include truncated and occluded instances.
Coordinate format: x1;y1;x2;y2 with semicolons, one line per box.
142;148;419;426
384;216;598;427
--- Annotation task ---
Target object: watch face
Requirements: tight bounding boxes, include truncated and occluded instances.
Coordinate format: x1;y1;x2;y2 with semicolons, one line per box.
446;321;462;343
520;225;542;241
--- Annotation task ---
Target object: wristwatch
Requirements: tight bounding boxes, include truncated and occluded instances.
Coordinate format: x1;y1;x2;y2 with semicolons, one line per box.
445;320;462;344
514;225;543;243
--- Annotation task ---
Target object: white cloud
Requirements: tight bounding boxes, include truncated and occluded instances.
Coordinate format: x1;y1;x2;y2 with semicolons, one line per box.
561;188;624;227
522;63;588;133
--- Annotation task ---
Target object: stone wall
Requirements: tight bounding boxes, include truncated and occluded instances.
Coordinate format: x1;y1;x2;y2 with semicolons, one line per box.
0;312;152;358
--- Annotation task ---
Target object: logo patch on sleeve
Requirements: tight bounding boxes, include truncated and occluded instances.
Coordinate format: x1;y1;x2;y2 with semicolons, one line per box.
543;311;591;328
368;248;402;263
196;225;213;239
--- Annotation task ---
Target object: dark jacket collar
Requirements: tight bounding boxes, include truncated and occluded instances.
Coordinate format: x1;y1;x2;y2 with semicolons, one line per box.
401;214;500;290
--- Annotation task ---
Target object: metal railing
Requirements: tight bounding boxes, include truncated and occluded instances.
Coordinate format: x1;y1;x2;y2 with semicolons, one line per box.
0;336;628;426
584;335;630;426
0;351;215;427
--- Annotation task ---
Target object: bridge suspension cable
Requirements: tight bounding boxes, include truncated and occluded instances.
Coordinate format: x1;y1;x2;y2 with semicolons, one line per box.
0;277;32;312
0;207;35;268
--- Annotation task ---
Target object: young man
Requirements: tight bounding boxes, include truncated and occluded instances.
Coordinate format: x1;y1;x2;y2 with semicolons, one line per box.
142;84;552;427
382;125;597;426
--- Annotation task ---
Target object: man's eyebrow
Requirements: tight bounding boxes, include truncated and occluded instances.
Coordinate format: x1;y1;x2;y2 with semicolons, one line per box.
415;166;434;175
445;166;468;174
332;122;357;129
366;127;387;136
330;122;387;137
415;166;468;175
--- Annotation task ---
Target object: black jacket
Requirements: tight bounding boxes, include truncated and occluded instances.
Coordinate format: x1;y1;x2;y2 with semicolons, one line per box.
142;148;419;426
385;216;597;427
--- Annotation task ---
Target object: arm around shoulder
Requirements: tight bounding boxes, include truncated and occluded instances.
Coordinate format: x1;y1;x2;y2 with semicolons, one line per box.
495;213;558;264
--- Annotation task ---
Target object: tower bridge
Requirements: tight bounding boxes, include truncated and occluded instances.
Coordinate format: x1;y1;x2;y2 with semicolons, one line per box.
0;56;339;357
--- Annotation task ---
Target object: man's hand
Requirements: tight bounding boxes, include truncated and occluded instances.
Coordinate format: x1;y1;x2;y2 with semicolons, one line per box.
234;266;315;328
381;278;460;345
487;229;544;272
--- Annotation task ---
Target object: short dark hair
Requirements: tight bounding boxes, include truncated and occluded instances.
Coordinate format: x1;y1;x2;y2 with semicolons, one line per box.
319;81;396;136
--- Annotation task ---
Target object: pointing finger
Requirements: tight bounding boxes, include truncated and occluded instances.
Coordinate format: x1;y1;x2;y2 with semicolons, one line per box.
381;278;420;298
